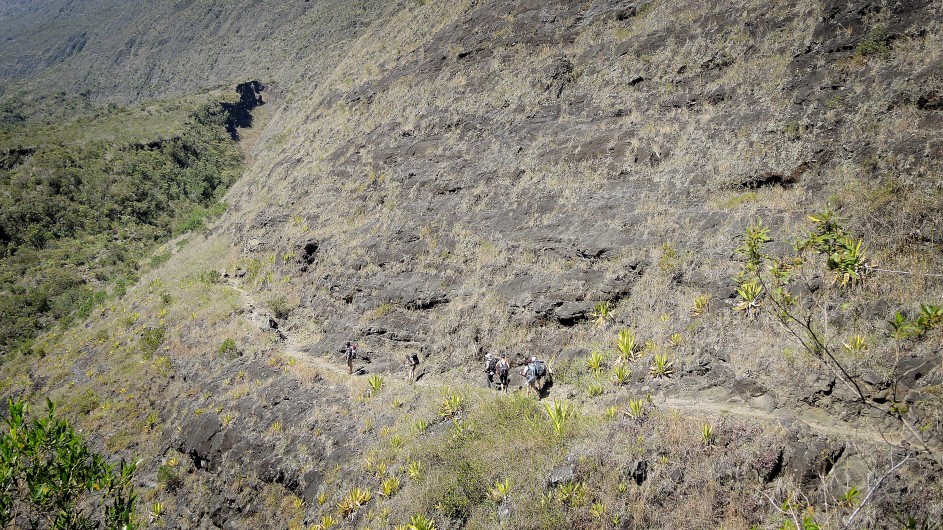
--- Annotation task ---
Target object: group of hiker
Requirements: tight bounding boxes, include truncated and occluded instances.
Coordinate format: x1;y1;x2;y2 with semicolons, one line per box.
485;353;550;396
341;341;550;396
342;341;420;382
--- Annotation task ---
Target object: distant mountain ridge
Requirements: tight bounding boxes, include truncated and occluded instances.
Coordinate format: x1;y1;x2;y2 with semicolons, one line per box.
0;0;397;103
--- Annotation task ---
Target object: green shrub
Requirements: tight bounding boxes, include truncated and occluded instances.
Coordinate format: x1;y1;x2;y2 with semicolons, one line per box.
157;464;183;492
0;399;137;528
149;252;171;268
139;326;165;358
218;338;238;358
72;389;100;415
436;460;485;520
200;269;222;284
917;304;943;332
856;24;890;56
268;295;293;319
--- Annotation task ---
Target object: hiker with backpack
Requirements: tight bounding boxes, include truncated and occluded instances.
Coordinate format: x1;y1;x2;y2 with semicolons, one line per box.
405;352;420;383
495;355;510;392
524;356;548;397
484;353;498;388
342;341;358;375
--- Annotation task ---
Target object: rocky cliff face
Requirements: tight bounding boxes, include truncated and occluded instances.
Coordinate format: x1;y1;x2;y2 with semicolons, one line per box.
3;0;943;528
229;0;942;418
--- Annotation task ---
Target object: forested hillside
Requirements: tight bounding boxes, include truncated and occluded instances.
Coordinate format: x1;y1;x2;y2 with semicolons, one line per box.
0;93;244;353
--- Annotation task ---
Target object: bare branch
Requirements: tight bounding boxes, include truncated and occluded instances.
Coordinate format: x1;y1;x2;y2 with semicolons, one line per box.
842;454;910;529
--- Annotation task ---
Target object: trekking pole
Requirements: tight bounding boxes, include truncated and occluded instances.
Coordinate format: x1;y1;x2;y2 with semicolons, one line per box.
865;265;943;278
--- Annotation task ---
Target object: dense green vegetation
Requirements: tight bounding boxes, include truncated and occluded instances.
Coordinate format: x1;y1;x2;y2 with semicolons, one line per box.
0;398;138;528
0;97;243;354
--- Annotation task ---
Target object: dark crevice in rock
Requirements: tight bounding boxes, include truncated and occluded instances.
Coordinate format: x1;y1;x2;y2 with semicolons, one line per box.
405;296;450;311
737;162;811;190
299;238;319;271
740;172;792;189
917;90;942;110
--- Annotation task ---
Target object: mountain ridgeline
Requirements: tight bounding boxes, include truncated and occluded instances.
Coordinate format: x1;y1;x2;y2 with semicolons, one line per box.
1;1;942;529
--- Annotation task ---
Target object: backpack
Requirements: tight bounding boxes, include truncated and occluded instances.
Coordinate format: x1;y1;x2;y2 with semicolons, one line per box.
496;360;509;376
533;360;546;378
486;356;498;372
409;354;420;366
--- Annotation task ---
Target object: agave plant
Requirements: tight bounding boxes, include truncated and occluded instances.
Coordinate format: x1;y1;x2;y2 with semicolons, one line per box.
590;501;607;519
827;236;867;286
438;390;464;418
586;349;606;374
381;476;401;497
691;294;710;316
701;423;714;445
668;332;683;348
312;515;338;530
841;334;867;354
734;280;763;314
649;353;674;378
407;460;422;480
149;501;164;523
408;514;437;530
625;398;646;422
603;405;618;420
544;400;575;436
413;419;428;434
337;487;372;516
489;478;512;502
612;365;631;386
615;328;640;361
591;301;614;328
557;481;587;507
368;374;384;395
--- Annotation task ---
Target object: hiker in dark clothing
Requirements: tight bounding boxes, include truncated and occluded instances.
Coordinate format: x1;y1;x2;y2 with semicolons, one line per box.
484;353;497;388
342;341;358;375
496;355;510;392
405;353;420;383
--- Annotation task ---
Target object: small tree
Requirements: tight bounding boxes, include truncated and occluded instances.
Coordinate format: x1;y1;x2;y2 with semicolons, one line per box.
0;398;138;529
734;212;941;465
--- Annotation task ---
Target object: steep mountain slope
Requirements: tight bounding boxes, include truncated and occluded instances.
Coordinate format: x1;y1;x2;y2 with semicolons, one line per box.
2;0;943;528
0;0;395;104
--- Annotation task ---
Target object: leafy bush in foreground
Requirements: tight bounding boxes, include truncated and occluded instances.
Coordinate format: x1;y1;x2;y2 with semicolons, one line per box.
0;398;138;528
